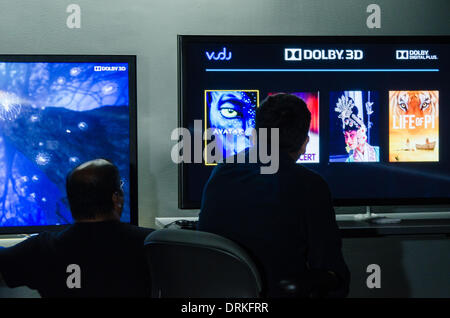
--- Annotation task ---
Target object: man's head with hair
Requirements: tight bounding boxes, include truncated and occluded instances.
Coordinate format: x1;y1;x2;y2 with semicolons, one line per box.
255;93;311;159
66;159;124;222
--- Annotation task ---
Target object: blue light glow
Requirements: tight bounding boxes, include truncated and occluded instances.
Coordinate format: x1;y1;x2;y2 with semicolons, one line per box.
0;62;131;227
205;68;439;72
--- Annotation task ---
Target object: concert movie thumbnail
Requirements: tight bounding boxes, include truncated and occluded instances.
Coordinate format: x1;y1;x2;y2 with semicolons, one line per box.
268;92;319;163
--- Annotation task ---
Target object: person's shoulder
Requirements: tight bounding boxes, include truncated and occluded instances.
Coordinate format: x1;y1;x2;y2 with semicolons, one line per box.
31;229;62;245
61;222;154;242
291;162;324;180
115;222;155;240
210;159;257;178
27;226;80;250
289;163;330;191
0;230;59;254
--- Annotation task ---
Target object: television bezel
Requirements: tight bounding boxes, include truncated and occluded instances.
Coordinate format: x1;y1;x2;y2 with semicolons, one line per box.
0;54;138;234
178;35;450;209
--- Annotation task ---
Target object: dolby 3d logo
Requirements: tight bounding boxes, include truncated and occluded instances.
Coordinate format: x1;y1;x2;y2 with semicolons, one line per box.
94;66;127;71
285;48;363;61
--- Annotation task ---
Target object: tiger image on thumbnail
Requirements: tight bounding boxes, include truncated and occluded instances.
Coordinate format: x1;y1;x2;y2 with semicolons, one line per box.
389;90;439;162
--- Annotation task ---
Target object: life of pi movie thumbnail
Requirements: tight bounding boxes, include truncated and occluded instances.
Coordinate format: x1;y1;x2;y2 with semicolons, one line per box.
389;90;439;162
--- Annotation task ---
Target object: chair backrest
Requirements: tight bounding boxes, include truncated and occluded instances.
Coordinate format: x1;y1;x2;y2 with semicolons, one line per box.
144;229;263;298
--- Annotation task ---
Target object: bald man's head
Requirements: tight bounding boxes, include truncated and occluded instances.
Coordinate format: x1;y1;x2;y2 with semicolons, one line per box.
66;159;123;221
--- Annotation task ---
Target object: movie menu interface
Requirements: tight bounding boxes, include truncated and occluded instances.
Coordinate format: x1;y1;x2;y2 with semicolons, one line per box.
183;40;447;166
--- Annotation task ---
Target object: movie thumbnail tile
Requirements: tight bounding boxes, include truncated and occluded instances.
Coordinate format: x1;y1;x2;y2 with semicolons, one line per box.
268;92;320;163
389;90;439;162
204;90;259;165
329;91;380;163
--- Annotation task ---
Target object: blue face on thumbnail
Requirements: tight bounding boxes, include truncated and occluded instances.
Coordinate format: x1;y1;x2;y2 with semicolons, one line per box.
0;62;130;227
206;90;258;160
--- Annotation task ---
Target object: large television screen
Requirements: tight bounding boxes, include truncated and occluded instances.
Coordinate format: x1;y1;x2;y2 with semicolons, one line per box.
178;36;450;209
0;55;137;233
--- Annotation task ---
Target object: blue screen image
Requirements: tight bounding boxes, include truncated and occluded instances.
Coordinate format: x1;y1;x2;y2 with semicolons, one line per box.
205;90;258;162
0;62;130;227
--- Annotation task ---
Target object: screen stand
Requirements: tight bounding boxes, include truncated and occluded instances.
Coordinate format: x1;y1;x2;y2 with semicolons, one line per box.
353;206;379;221
353;206;402;224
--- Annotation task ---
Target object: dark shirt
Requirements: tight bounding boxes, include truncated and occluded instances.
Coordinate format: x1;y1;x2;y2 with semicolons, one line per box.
0;221;154;297
198;151;350;297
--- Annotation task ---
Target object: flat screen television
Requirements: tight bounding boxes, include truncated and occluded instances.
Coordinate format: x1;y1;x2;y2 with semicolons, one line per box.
178;35;450;209
0;55;137;234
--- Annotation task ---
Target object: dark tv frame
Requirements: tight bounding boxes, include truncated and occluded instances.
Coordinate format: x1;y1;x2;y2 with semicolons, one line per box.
0;55;138;234
178;35;450;209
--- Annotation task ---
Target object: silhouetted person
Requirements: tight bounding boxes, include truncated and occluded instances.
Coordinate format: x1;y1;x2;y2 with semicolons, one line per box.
198;93;350;297
0;159;154;297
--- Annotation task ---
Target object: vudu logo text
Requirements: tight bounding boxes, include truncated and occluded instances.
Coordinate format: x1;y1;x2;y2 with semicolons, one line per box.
285;48;363;61
205;48;232;61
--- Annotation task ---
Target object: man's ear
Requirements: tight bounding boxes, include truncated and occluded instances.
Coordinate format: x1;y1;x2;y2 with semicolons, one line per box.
112;192;122;207
300;136;310;154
